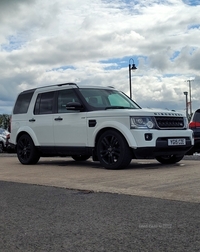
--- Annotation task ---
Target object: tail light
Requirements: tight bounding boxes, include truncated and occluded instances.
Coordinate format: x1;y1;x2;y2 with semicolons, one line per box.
189;121;200;129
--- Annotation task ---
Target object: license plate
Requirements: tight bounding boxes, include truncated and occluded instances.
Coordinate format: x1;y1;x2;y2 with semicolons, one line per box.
168;138;186;146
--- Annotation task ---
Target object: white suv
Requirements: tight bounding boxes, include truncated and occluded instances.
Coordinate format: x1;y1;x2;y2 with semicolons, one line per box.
10;83;193;169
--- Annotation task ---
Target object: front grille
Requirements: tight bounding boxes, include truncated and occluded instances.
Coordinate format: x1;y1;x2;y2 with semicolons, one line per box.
155;116;185;129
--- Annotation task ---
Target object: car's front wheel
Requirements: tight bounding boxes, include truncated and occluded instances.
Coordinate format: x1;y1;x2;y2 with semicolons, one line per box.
17;134;40;164
155;154;184;164
96;130;132;169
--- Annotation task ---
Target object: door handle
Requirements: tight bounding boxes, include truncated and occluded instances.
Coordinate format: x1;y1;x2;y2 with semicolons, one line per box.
29;118;36;122
54;117;63;121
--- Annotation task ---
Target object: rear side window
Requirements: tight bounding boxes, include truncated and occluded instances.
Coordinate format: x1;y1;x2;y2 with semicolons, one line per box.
34;91;55;115
13;90;35;114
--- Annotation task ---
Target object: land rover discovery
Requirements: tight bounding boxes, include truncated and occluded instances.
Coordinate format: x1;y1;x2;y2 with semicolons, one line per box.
10;83;193;169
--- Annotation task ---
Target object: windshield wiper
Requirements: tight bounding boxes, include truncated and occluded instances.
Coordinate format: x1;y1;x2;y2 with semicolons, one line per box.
105;106;137;110
105;106;126;110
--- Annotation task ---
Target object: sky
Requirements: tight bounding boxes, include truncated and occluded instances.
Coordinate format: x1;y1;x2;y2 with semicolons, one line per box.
0;0;200;115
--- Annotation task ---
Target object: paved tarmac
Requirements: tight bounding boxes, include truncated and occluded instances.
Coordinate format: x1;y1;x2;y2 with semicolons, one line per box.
0;154;200;251
0;155;200;203
1;181;200;252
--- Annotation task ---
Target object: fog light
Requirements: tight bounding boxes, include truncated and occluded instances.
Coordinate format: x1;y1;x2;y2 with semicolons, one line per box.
145;133;152;141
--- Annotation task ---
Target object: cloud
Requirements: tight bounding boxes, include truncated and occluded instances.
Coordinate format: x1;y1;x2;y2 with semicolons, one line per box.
0;0;200;115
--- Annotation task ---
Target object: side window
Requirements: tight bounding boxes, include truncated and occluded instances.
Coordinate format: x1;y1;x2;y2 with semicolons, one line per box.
34;91;55;115
57;89;80;113
87;96;105;107
13;90;35;114
79;90;105;107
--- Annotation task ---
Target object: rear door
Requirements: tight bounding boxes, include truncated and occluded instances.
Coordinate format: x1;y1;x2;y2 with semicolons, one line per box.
30;91;55;146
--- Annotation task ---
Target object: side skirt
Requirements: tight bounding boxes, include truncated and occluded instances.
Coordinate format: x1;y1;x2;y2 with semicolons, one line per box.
37;146;93;157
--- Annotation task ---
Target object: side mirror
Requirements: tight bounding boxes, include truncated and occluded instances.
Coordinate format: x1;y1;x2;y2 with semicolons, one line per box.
66;102;83;111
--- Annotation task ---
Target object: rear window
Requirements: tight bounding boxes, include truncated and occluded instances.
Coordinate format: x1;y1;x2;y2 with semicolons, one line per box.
13;90;35;114
193;110;200;122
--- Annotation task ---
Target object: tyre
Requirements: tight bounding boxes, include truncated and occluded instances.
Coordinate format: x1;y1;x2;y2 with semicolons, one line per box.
96;130;132;169
0;142;3;153
155;154;184;164
17;134;40;164
71;155;91;161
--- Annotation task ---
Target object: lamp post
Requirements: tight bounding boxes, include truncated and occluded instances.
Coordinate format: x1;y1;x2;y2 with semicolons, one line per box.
183;91;188;120
129;58;137;99
186;79;194;116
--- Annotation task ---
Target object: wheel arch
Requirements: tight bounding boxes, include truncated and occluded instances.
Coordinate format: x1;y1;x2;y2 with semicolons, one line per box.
92;122;137;148
16;127;39;146
94;127;134;149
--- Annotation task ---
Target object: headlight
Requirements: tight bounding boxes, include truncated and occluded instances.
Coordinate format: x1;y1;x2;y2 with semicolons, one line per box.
130;116;155;129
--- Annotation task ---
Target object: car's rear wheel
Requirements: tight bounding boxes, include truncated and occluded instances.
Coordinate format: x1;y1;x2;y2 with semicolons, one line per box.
155;154;184;164
17;134;40;164
96;130;132;169
71;155;91;161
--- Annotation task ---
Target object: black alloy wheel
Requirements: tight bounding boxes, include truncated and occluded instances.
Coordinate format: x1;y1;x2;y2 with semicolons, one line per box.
17;134;40;164
155;154;184;164
96;130;132;169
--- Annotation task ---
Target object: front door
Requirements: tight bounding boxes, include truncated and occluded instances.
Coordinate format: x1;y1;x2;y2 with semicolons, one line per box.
53;89;87;154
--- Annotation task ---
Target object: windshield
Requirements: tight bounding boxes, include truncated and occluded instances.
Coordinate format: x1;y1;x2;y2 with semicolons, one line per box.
79;88;141;109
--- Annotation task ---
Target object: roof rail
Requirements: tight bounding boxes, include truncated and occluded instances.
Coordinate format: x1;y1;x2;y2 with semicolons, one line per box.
57;82;79;88
19;82;79;94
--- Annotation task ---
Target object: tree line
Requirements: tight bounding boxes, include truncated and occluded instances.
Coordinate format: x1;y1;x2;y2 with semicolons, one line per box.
0;114;11;131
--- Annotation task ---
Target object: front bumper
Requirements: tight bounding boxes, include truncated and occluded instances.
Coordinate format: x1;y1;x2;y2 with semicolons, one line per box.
133;137;192;158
